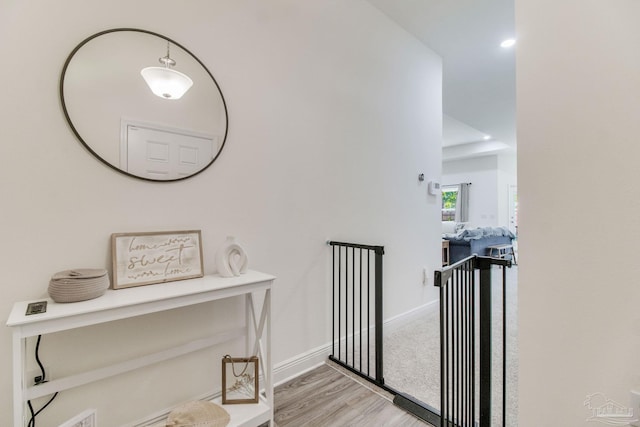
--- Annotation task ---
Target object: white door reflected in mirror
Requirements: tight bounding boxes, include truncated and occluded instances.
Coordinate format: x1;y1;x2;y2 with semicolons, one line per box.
122;121;218;180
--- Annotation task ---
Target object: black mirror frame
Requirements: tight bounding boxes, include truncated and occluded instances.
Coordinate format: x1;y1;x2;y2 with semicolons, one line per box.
60;28;229;182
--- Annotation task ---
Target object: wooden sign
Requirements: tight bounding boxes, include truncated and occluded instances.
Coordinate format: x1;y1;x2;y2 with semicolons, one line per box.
111;230;204;289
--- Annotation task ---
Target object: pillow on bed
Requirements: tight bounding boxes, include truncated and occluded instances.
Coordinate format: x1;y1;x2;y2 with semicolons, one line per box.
460;228;484;240
442;221;457;234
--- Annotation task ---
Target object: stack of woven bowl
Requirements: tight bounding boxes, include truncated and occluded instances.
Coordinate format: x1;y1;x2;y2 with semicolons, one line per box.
48;269;110;303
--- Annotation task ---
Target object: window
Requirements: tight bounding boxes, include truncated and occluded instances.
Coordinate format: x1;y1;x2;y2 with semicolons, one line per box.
442;186;458;221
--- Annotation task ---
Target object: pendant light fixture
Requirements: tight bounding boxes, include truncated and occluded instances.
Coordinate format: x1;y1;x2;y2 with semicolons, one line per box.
141;41;193;100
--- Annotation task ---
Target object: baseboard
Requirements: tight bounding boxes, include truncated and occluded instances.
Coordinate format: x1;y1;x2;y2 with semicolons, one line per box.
273;299;438;386
383;300;438;334
273;342;332;386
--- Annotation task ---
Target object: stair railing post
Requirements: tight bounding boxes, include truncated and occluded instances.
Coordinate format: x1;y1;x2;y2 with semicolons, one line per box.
374;246;384;385
477;256;493;426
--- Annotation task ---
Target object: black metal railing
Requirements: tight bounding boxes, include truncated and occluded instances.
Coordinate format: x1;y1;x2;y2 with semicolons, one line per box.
328;241;384;387
326;244;511;427
435;255;511;427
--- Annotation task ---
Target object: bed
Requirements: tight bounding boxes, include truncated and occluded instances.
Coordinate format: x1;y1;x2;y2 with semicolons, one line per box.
443;226;515;264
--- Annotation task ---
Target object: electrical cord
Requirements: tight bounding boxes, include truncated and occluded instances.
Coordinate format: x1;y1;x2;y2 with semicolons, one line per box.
27;335;58;427
27;393;58;427
34;334;46;383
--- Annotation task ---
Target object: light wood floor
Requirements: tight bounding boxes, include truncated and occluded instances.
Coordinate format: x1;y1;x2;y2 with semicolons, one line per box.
272;363;430;427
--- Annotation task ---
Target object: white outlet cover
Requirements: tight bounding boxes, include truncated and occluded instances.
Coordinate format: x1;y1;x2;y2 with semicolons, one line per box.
58;409;97;427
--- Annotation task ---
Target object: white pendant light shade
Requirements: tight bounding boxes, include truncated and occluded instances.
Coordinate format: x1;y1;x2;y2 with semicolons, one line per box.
141;67;193;100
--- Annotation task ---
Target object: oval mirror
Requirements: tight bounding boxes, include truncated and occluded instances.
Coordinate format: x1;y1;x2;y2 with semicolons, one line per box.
60;28;228;181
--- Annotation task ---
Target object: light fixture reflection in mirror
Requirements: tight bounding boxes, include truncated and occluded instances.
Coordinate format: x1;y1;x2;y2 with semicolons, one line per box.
60;28;228;182
141;41;193;100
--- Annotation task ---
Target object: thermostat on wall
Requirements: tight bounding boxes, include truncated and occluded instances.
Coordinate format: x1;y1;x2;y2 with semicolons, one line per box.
428;180;441;195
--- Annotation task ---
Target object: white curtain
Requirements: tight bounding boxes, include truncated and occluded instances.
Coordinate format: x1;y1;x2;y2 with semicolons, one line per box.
455;183;470;223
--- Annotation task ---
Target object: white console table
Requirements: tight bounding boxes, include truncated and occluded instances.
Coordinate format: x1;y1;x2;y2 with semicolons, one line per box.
6;270;275;427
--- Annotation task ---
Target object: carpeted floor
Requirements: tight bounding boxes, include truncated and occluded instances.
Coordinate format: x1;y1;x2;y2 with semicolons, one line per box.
383;265;519;426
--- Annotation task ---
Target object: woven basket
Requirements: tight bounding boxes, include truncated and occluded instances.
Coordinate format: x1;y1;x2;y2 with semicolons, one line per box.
48;269;109;303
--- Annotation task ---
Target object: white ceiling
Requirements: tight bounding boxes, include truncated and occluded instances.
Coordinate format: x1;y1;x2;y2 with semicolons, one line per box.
366;0;516;160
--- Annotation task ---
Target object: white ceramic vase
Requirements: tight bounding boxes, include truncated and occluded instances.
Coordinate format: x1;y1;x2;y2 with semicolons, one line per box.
215;236;248;277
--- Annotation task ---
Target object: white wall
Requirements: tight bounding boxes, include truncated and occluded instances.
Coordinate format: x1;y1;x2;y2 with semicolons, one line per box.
443;155;498;227
497;152;517;227
442;153;516;228
0;1;442;425
517;1;640;426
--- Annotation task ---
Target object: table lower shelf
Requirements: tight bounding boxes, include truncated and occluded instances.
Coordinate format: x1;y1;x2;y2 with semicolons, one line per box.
147;397;270;427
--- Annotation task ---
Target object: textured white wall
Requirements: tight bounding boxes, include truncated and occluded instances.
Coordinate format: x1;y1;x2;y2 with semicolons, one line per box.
517;0;640;425
497;152;517;227
442;155;501;227
0;1;442;425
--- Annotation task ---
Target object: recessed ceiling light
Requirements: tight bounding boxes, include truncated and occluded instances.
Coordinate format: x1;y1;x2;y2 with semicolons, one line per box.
500;39;516;48
483;135;491;140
